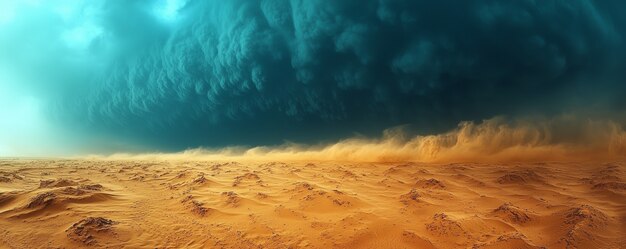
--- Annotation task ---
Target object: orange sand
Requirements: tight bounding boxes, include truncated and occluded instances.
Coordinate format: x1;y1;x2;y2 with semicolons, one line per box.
1;159;624;248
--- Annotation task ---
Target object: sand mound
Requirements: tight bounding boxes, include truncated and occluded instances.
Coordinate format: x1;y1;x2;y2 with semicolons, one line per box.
426;213;466;237
333;169;359;180
165;172;216;190
491;203;533;224
303;190;352;208
497;174;526;184
415;178;446;189
181;195;212;216
286;182;358;212
39;179;79;188
383;163;414;175
192;174;210;184
1;171;23;182
255;192;269;199
66;217;118;245
582;174;621;184
291;182;315;192
0;176;11;183
497;170;543;184
221;191;242;207
582;164;623;187
400;188;420;204
61;184;103;195
563;205;608;227
130;173;146;181
26;192;56;209
1;182;113;218
559;205;609;248
81;184;104;191
592;182;626;190
232;173;262;187
62;187;87;196
274;205;307;219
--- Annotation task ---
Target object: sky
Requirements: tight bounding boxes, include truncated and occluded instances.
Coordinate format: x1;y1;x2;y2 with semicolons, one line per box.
0;0;625;158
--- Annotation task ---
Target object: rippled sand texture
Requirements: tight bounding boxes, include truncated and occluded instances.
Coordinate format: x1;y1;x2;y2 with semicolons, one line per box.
1;159;625;248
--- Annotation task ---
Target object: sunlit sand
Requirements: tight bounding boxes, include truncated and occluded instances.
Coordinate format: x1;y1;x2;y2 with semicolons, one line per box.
1;159;624;248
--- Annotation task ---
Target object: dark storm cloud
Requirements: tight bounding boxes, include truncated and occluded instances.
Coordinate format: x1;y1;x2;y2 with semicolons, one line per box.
4;0;626;152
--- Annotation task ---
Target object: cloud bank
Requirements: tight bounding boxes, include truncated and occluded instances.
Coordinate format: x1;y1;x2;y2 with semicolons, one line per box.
1;0;625;155
97;116;626;163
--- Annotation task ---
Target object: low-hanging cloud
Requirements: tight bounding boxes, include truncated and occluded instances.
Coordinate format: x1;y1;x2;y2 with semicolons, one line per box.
1;0;625;154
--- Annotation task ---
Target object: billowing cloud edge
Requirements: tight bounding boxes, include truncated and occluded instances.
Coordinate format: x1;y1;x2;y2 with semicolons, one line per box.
84;115;626;163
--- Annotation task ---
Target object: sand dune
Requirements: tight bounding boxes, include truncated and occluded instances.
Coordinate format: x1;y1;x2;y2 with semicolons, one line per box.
0;159;624;248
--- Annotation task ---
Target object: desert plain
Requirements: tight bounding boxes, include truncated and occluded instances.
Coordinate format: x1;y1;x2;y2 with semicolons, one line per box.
0;159;624;248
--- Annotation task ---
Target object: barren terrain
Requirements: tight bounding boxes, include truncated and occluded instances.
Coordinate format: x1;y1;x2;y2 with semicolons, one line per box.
1;159;624;248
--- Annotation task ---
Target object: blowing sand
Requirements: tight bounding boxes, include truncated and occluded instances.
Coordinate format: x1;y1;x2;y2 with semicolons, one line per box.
0;159;624;248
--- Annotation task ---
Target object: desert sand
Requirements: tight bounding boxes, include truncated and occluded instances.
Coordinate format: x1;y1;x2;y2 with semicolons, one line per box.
0;159;624;248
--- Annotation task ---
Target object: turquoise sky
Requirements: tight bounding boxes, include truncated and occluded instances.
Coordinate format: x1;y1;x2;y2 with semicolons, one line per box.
1;0;625;156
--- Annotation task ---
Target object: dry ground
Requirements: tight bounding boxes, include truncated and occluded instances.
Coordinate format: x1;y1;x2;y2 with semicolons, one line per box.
1;159;625;248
